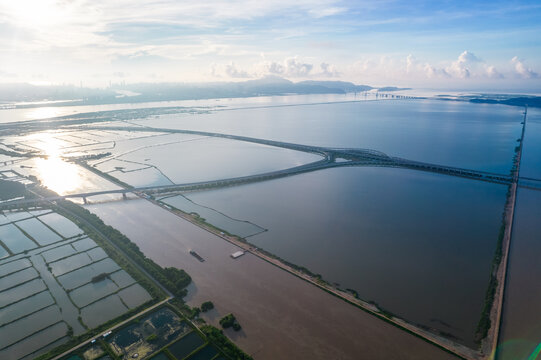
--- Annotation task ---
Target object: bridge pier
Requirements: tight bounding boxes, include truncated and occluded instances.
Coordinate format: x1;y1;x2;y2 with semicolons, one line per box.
83;197;87;205
122;193;127;200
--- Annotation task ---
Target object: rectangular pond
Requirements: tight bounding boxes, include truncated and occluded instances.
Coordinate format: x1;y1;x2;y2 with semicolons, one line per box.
0;224;37;254
109;270;135;288
70;278;119;308
41;244;77;263
80;294;128;329
0;321;67;360
0;305;61;349
186;345;219;360
0;267;38;292
49;252;92;276
71;237;97;252
0;278;46;308
117;283;152;309
57;257;120;290
15;218;62;246
0;291;54;325
0;258;31;277
167;332;205;360
38;213;84;239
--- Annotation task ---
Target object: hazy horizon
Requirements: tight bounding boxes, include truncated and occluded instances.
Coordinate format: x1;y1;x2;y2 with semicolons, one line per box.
1;0;540;91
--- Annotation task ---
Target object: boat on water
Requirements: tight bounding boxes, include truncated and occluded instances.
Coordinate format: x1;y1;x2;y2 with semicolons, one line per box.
189;250;205;262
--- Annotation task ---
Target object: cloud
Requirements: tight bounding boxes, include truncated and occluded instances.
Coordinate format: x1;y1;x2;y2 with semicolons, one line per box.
261;57;314;77
423;64;449;78
211;62;253;78
308;6;347;18
224;62;251;78
486;66;504;79
319;62;340;77
511;56;538;78
446;51;481;78
210;57;340;80
403;54;450;79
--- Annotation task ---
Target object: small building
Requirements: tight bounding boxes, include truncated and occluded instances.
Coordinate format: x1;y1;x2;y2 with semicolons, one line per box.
230;251;245;259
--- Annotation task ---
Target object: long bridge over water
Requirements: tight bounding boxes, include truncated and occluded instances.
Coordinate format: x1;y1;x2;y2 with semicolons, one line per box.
2;123;540;208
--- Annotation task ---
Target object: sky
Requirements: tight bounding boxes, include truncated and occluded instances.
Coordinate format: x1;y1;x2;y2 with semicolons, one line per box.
0;0;540;91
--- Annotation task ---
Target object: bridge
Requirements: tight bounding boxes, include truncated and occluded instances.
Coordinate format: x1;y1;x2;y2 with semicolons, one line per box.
2;135;533;209
2;110;539;209
77;124;518;185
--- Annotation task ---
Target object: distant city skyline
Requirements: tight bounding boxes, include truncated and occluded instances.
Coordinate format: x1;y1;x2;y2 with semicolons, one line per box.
0;0;540;90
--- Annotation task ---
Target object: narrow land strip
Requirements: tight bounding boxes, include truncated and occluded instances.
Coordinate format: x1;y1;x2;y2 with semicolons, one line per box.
483;107;528;358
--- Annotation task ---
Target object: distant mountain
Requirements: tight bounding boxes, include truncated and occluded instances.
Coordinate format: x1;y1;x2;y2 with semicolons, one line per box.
0;77;404;108
0;83;116;104
297;80;373;92
469;96;541;108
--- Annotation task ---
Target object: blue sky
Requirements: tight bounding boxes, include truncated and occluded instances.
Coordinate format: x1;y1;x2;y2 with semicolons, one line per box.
0;0;540;90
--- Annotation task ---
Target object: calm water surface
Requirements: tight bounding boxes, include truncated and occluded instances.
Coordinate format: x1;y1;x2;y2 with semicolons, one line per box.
186;166;508;346
138;99;522;174
497;189;541;360
497;108;541;359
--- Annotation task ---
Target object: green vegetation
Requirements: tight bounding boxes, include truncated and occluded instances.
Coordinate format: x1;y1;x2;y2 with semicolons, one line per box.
201;301;214;312
219;314;236;328
163;267;191;297
0;179;25;200
54;198;192;299
28;194;196;360
474;137;521;344
146;333;158;342
91;273;109;283
201;325;253;360
219;313;241;331
474;222;505;344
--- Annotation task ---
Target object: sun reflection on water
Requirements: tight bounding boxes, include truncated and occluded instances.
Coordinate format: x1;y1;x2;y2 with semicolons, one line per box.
30;132;81;195
35;157;81;195
25;107;63;120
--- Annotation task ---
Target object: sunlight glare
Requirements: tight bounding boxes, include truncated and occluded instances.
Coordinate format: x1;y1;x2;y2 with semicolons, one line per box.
31;132;81;195
3;0;64;28
25;107;62;120
35;157;81;195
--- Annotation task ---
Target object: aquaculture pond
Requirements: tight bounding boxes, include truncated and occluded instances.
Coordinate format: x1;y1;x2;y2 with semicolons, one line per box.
167;332;205;360
0;207;154;359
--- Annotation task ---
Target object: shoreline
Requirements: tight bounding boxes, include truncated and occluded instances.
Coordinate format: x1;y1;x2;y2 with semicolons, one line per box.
482;107;527;358
148;195;480;360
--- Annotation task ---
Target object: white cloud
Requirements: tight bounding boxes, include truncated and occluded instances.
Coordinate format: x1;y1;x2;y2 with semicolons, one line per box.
259;57;314;77
423;64;449;79
511;56;538;78
486;65;504;79
308;6;346;18
210;57;340;80
224;62;252;78
446;51;481;79
319;62;340;77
